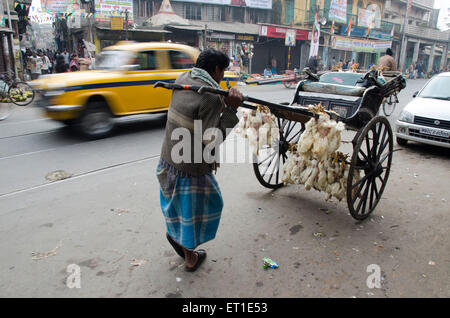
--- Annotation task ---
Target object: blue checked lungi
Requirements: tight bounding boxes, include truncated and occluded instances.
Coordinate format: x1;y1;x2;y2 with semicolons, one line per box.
156;159;224;250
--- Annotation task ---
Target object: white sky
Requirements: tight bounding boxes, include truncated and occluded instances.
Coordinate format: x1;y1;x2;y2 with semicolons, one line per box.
434;0;450;30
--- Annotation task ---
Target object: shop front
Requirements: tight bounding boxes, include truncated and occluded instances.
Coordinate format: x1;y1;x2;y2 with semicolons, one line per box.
330;34;392;69
336;25;394;69
255;23;311;75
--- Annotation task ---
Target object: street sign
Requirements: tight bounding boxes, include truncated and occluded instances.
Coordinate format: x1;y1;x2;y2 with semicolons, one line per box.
110;17;123;30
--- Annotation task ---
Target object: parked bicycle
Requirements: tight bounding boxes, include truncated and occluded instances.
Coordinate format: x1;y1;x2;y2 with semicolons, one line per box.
0;71;35;120
381;91;399;117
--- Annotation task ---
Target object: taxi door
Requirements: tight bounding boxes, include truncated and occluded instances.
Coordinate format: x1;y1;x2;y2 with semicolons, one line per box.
152;49;196;111
122;49;194;113
118;50;168;113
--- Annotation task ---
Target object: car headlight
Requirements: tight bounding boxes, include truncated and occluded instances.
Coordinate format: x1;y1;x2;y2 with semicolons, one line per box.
398;110;414;123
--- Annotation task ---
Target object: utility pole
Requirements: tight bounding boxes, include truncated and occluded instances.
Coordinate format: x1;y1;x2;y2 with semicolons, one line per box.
5;0;16;76
399;0;411;71
125;9;129;41
204;24;207;50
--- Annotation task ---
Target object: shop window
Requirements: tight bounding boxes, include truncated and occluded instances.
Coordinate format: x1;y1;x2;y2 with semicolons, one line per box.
137;51;157;70
221;7;231;22
285;0;294;24
169;50;195;69
232;7;245;23
185;4;202;20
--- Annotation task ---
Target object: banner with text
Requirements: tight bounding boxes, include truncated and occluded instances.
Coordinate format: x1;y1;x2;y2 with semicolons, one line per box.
95;0;133;23
259;24;310;41
328;0;347;24
40;0;80;13
331;35;391;53
357;7;380;28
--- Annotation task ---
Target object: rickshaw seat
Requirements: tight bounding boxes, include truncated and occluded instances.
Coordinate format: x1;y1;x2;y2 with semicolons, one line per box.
302;82;366;97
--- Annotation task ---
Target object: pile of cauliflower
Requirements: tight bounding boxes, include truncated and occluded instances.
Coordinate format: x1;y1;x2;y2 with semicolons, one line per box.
281;104;360;201
235;105;280;155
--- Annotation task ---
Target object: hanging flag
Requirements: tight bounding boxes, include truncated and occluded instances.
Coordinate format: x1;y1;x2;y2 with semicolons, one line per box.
366;25;370;37
330;20;335;34
347;18;352;37
390;24;395;37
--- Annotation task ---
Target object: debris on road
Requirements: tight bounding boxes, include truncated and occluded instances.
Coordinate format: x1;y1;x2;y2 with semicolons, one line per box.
130;258;147;267
428;261;436;266
110;208;130;215
31;241;62;260
45;170;73;182
313;232;324;238
262;258;279;269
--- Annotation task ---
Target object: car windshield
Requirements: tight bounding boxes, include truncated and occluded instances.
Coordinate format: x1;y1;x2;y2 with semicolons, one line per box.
418;76;450;100
319;72;363;86
95;50;135;70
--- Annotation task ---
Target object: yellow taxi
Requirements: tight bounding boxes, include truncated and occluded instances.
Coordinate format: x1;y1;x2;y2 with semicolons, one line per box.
31;42;239;138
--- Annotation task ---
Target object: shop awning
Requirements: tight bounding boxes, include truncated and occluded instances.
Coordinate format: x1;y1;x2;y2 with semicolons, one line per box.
167;21;259;36
95;26;171;34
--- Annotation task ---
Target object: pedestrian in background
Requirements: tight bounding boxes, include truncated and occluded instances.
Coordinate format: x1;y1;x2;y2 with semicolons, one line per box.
306;55;318;73
28;51;43;80
378;48;397;71
271;56;277;75
40;52;51;75
264;65;272;77
69;54;80;72
55;53;68;73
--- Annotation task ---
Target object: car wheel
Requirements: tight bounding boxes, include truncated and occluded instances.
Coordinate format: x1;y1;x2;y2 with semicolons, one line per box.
396;136;408;146
60;119;76;126
76;101;115;139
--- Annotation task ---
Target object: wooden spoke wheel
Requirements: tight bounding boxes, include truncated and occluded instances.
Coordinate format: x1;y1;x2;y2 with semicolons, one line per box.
347;116;393;220
253;117;305;189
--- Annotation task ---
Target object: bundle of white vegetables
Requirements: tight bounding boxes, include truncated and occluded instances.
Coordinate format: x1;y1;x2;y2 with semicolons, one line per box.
235;105;279;155
281;104;360;201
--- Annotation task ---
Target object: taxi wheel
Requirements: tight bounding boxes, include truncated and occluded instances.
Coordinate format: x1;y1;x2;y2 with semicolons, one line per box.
77;101;115;139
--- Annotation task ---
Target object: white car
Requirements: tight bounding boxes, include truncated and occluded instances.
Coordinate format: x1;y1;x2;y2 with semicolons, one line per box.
396;72;450;148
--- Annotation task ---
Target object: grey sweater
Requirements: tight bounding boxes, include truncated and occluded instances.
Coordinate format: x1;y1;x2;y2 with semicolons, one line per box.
160;71;239;176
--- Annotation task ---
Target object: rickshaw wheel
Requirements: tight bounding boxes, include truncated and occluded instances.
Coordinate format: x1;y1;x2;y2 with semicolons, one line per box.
253;117;304;189
347;116;393;220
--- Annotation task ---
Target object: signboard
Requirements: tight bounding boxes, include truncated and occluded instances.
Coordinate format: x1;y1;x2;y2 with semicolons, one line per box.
209;32;235;40
357;6;380;28
40;0;80;12
110;16;123;30
236;34;255;41
285;29;296;46
95;0;133;23
331;35;391;53
171;0;272;9
328;0;347;24
340;25;392;39
259;25;310;41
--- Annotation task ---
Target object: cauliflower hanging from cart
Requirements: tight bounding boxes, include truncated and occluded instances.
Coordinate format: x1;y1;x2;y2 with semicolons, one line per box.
281;103;360;202
235;105;279;155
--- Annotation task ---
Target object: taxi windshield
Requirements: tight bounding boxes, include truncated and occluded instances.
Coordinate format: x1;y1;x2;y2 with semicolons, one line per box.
95;50;135;70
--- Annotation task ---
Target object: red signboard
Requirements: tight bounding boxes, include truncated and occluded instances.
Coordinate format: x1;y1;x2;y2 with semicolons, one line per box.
259;24;310;41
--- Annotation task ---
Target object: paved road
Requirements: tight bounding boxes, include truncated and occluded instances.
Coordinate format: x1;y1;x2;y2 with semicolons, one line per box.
0;79;449;298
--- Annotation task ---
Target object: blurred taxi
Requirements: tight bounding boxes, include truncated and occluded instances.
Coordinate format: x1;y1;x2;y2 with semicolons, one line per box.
31;42;239;138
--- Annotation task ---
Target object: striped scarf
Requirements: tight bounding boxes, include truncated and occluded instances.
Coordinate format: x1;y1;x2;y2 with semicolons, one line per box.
190;67;221;89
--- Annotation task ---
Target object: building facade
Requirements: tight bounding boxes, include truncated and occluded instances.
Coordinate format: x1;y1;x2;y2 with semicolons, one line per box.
383;0;449;72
